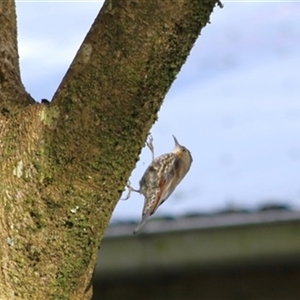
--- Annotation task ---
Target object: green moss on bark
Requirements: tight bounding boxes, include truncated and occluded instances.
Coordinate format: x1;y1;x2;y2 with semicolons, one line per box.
0;0;220;298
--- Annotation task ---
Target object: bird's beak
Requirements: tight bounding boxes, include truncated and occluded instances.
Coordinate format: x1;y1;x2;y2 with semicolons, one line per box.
172;135;180;147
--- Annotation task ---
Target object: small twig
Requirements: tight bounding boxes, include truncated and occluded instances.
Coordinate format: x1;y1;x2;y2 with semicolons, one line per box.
217;0;224;8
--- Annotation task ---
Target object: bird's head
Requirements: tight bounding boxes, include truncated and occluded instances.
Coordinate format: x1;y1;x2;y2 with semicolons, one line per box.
172;135;193;165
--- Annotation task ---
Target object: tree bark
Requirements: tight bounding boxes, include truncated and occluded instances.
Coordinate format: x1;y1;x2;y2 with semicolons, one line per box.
0;0;220;299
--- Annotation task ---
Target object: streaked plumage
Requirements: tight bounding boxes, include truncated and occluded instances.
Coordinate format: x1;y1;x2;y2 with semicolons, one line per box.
133;135;192;234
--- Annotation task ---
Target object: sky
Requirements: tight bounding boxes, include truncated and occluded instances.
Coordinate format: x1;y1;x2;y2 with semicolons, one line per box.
15;1;300;222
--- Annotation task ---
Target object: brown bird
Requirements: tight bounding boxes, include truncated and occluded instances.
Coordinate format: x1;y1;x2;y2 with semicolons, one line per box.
125;135;193;234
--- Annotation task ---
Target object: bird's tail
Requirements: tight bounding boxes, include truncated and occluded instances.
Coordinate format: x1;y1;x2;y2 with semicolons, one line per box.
133;211;151;235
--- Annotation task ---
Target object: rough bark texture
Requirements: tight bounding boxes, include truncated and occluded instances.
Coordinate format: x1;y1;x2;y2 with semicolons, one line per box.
0;0;220;299
0;0;34;113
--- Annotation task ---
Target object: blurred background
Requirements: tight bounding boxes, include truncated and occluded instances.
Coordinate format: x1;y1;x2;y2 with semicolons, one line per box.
16;1;300;299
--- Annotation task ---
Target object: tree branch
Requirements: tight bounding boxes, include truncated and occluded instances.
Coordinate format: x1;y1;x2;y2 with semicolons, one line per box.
48;0;219;182
0;0;34;113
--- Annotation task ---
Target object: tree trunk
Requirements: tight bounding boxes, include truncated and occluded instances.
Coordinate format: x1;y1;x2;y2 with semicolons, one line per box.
0;0;220;299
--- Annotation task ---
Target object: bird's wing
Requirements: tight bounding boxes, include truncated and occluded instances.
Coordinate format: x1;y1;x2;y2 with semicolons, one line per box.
133;153;179;234
149;154;180;215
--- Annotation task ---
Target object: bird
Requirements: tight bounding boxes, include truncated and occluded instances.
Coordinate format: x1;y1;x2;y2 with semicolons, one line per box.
124;135;193;234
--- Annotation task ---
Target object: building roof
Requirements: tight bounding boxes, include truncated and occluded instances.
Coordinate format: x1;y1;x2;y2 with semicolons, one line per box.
95;207;300;280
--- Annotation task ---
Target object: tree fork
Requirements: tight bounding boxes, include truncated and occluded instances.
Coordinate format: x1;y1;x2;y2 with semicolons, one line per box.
0;0;220;299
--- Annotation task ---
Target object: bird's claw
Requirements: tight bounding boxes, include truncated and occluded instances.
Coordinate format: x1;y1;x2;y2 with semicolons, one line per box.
146;134;155;161
121;181;139;201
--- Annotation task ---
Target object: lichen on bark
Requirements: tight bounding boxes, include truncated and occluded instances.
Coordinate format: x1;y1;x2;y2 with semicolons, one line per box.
0;0;220;298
